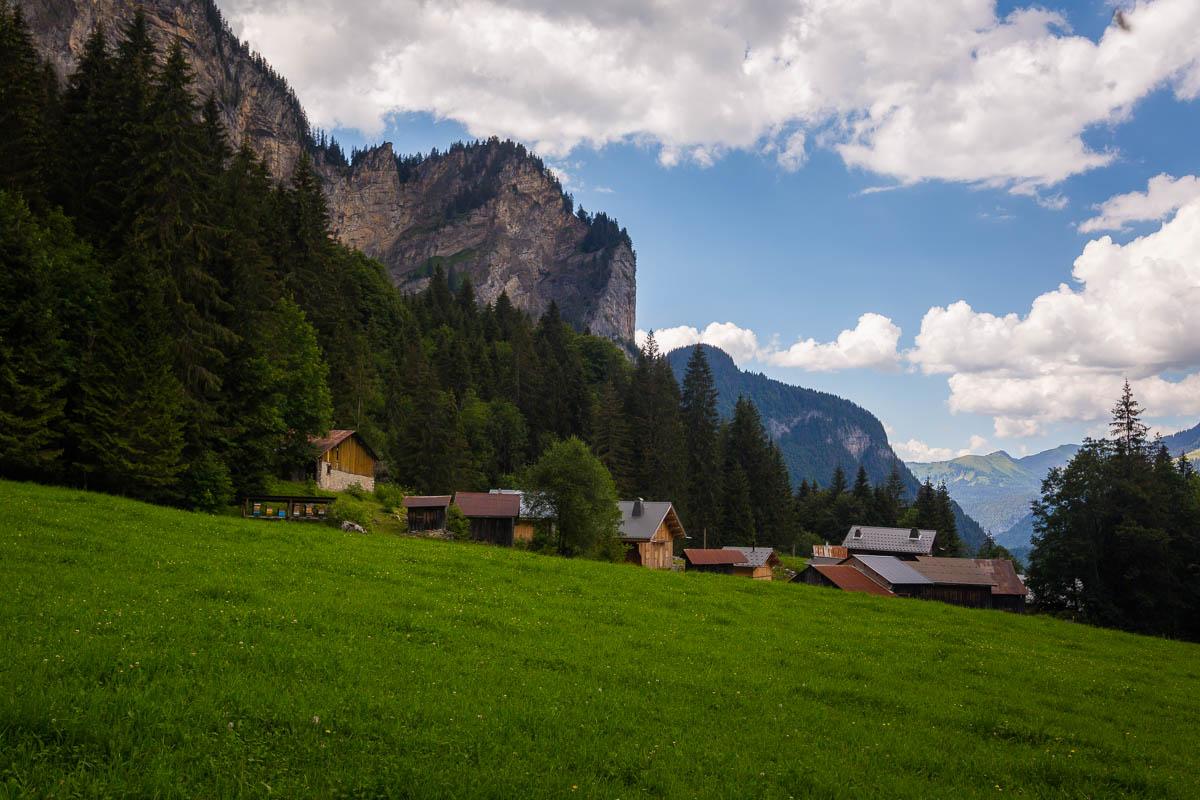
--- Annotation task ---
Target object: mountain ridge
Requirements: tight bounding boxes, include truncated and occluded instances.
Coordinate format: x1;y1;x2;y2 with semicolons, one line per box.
19;0;636;341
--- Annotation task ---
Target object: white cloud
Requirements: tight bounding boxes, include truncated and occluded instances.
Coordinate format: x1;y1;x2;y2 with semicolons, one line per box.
637;313;901;372
959;434;990;455
1079;173;1200;232
764;313;902;372
909;196;1200;433
218;0;1200;191
892;438;957;463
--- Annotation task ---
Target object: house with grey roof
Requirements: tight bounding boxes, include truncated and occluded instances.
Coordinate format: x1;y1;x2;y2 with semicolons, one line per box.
842;525;936;559
618;499;685;569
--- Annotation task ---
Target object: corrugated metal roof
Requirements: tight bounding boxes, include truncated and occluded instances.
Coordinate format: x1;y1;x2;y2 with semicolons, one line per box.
852;555;933;585
617;500;677;541
811;565;893;596
684;548;746;566
402;495;451;509
812;544;849;559
722;546;779;568
911;556;997;586
972;559;1027;596
842;525;936;555
453;492;520;518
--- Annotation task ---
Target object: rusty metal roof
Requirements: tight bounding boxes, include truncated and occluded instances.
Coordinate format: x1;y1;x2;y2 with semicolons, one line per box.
812;544;849;559
402;495;451;509
684;548;746;566
972;558;1027;596
811;565;893;596
453;491;520;518
911;556;997;586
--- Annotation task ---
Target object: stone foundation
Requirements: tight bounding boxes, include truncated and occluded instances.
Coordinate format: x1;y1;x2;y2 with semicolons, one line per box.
316;464;374;493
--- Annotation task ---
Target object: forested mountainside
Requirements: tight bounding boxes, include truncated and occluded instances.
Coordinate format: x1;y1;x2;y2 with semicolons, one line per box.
18;0;636;341
666;345;987;552
1161;419;1200;456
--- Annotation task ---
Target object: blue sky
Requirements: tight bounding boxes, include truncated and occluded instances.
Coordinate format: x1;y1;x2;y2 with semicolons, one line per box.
222;0;1200;461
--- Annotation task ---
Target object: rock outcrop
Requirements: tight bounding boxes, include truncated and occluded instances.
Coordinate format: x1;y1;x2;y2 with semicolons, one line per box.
19;0;636;342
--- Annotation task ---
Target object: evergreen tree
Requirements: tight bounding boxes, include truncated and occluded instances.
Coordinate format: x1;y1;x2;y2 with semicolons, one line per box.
0;2;51;203
680;345;721;543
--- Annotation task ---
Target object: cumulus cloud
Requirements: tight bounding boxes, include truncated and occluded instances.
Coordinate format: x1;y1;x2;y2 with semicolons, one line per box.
892;439;956;463
1079;173;1200;232
636;314;901;372
960;434;990;456
909;196;1200;435
218;0;1200;190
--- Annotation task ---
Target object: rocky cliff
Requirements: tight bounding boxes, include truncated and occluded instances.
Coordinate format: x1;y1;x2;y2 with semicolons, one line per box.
19;0;636;342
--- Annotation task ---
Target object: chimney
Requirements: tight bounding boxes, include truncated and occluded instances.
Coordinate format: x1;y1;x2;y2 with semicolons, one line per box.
633;498;644;518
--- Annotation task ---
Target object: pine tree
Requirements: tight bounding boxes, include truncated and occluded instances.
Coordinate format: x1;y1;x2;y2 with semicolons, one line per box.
680;345;721;541
0;2;51;203
1110;379;1148;454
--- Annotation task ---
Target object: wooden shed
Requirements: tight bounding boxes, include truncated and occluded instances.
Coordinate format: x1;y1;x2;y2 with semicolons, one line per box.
909;556;999;609
682;548;745;575
489;490;553;545
618;500;685;569
403;495;451;532
972;558;1028;613
308;430;378;492
797;563;893;596
723;547;780;580
453;492;520;546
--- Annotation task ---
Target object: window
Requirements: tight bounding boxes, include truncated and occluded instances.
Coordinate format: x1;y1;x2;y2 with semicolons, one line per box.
853;528;863;538
909;529;920;539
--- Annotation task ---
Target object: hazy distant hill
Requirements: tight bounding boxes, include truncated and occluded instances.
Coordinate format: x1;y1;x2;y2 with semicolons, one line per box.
1161;420;1200;456
666;345;987;552
908;446;1080;558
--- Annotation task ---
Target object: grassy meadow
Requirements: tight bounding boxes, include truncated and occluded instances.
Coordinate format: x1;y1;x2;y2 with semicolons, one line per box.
1;480;1197;798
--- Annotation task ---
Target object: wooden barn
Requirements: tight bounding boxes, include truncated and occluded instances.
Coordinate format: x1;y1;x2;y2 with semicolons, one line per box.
618;499;685;569
683;548;745;575
454;492;520;546
972;558;1028;613
908;556;999;608
684;547;781;579
308;430;378;492
403;495;451;532
489;490;553;545
797;563;893;596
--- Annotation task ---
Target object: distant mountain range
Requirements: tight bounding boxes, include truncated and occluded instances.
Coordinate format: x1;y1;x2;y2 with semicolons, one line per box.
908;417;1200;560
665;345;987;553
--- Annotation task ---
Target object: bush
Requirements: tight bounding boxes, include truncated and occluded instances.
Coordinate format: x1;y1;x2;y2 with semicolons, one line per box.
374;483;406;513
445;504;471;541
344;483;369;500
330;496;374;532
181;452;234;513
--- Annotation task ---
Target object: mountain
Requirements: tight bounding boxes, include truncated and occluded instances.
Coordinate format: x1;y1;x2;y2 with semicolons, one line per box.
19;0;635;341
908;445;1080;552
1161;420;1200;456
665;345;988;552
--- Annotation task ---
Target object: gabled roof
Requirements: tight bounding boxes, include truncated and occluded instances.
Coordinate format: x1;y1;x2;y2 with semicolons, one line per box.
684;548;746;566
453;491;520;519
843;525;936;556
617;501;684;542
911;556;997;586
722;546;779;568
810;565;893;596
971;559;1027;596
402;495;451;509
851;555;933;586
308;429;379;460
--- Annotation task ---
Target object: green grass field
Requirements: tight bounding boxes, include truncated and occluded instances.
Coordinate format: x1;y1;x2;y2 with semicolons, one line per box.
1;481;1197;798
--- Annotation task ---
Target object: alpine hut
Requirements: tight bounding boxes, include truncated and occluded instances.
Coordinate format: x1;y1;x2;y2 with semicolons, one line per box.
618;499;685;569
308;430;378;492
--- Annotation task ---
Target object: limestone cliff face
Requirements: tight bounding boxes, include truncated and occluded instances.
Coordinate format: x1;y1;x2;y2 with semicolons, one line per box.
19;0;637;343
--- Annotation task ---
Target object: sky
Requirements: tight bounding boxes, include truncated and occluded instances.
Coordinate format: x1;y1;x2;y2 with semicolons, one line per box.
216;0;1200;462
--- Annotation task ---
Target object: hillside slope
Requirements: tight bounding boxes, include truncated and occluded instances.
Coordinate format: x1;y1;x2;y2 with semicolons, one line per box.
19;0;636;340
1162;420;1200;456
908;446;1080;536
1;481;1197;798
667;345;987;551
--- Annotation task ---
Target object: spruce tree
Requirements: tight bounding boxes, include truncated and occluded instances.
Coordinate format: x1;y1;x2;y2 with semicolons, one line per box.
680;345;721;541
0;2;50;203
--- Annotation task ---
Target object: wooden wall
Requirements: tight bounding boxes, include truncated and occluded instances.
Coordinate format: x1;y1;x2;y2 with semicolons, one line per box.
320;435;375;477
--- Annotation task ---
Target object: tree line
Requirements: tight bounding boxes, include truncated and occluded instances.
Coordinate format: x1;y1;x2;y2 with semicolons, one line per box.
1028;384;1200;641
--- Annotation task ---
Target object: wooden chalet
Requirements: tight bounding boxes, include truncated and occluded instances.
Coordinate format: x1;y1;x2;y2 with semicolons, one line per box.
453;491;520;546
842;525;935;559
308;430;378;492
403;495;451;532
618;499;685;569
